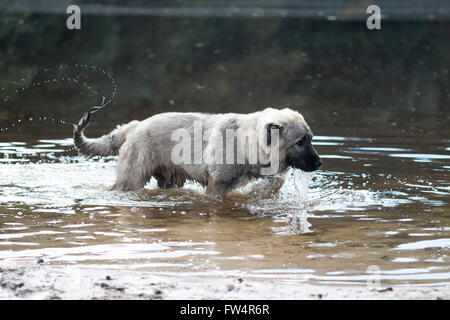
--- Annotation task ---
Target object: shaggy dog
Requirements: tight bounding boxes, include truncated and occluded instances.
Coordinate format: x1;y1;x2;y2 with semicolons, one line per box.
74;108;321;195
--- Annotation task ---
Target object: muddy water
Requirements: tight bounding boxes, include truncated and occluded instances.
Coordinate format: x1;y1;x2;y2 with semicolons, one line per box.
0;124;448;291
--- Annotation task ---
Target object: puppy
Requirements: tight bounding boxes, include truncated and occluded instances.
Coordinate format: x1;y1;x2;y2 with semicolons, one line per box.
74;108;321;195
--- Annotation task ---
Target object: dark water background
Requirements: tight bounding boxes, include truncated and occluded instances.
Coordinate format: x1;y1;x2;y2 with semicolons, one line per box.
0;5;448;134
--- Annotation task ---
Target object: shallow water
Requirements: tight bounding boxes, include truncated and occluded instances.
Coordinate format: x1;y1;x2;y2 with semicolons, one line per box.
0;127;448;288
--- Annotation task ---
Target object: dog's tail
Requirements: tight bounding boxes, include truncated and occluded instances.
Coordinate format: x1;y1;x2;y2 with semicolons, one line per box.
73;111;140;158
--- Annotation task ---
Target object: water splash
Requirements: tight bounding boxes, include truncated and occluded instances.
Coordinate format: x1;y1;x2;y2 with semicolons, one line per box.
0;116;72;133
0;64;117;133
236;169;316;233
292;169;315;202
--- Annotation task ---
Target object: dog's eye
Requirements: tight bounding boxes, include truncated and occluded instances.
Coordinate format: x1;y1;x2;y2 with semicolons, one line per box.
297;137;307;146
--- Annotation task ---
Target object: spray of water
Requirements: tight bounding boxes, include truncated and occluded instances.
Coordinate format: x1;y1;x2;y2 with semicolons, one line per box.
0;64;117;133
292;169;315;202
240;169;316;234
288;169;315;232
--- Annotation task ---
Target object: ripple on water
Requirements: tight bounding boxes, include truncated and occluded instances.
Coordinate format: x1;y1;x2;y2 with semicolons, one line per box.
0;135;449;288
395;238;450;250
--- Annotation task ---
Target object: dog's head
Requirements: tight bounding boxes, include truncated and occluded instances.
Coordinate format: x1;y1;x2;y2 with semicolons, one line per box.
259;108;322;172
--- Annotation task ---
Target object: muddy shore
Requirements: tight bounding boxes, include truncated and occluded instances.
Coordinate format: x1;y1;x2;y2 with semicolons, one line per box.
1;263;448;300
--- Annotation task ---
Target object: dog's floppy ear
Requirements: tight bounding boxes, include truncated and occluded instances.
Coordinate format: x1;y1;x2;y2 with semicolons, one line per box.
266;123;282;145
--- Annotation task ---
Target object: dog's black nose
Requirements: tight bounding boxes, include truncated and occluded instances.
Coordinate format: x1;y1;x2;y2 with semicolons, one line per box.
314;158;322;170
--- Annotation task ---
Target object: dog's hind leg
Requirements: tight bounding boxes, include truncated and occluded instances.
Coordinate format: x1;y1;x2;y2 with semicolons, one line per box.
155;175;173;189
155;173;186;189
112;142;150;191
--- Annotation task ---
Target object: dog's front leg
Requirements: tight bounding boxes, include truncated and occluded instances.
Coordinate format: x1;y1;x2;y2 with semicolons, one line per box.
264;175;286;196
205;179;232;196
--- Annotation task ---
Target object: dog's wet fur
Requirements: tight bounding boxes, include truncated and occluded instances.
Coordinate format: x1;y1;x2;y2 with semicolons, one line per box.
74;108;321;195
